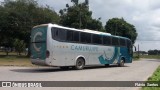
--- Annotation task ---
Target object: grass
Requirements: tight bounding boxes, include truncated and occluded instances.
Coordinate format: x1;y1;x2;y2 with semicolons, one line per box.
140;55;160;59
133;56;140;61
0;55;35;66
0;51;27;56
0;51;35;67
141;66;160;90
133;53;160;60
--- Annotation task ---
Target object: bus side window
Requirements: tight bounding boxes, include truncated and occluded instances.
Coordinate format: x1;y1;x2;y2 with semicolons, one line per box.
103;36;111;46
112;37;119;46
52;28;66;41
127;40;131;47
119;38;126;47
66;30;73;41
92;34;102;44
73;31;79;42
85;33;91;43
80;32;91;43
127;40;133;54
58;28;66;41
51;27;59;40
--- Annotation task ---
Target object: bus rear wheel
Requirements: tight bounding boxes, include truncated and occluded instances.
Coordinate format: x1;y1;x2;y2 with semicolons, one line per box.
74;58;85;70
118;59;124;67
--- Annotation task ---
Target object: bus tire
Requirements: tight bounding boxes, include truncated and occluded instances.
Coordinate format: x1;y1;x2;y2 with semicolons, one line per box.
118;59;124;67
60;66;69;70
74;58;85;70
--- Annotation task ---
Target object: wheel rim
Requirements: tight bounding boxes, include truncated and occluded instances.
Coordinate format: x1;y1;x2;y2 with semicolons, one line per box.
76;59;84;69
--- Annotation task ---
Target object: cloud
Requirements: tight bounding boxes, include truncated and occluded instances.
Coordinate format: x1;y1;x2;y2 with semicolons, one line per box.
37;0;72;12
1;0;160;51
88;0;160;52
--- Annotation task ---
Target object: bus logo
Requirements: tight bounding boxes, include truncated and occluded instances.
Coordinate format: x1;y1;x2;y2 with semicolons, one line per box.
2;82;11;87
33;32;42;52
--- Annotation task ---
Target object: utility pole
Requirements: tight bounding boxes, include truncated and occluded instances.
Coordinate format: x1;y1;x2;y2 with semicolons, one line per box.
114;23;117;35
79;4;82;29
79;11;81;29
138;44;140;58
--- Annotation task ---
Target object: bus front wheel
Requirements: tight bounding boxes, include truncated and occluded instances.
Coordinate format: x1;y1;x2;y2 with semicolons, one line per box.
118;59;124;67
74;58;85;70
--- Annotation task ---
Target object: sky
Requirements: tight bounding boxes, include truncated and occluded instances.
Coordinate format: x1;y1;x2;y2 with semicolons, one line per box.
1;0;160;51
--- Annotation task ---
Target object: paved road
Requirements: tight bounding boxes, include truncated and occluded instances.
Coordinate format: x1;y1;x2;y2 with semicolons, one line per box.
0;59;160;90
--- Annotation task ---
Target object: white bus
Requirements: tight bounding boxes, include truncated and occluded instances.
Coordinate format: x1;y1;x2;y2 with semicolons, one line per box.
31;23;133;70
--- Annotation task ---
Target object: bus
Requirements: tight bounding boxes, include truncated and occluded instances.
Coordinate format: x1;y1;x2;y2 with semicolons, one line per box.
30;23;133;70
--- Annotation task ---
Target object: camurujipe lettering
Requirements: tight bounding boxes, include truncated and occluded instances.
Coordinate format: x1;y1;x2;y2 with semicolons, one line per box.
71;45;98;52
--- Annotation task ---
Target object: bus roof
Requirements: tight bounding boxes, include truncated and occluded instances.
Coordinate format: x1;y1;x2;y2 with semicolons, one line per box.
33;23;130;40
33;24;49;28
83;29;111;35
48;24;111;35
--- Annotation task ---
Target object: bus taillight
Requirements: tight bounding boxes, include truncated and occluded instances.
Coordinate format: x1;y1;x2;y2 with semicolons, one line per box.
46;50;50;58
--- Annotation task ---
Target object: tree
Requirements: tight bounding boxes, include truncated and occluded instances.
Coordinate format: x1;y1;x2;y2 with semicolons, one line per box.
105;18;138;43
0;0;60;56
59;0;103;31
148;49;160;55
87;18;104;31
13;39;26;55
71;0;79;5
